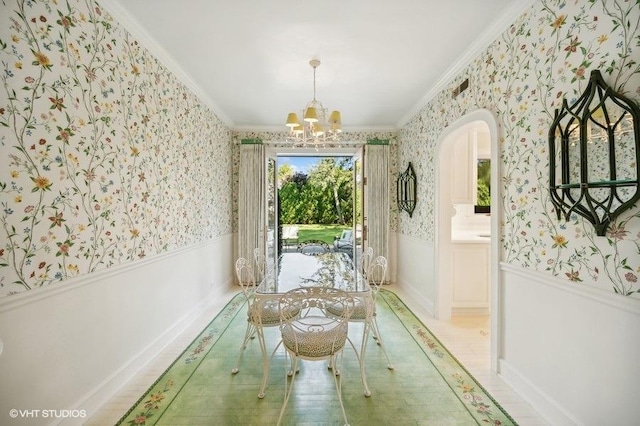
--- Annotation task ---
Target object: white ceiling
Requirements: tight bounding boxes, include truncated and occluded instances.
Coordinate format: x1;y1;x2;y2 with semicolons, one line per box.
104;0;531;131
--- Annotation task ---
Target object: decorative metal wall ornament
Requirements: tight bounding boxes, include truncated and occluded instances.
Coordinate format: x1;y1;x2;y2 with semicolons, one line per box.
548;69;640;236
397;162;417;217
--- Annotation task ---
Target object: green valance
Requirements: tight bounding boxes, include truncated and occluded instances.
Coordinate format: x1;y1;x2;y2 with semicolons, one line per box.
367;138;389;145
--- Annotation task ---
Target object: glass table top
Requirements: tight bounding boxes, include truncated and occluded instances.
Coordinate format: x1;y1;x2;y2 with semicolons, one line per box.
257;252;369;295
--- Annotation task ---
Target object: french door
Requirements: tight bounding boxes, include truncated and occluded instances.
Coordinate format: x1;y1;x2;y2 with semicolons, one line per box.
261;149;365;273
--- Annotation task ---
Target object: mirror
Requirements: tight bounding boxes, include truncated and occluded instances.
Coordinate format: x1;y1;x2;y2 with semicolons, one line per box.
397;162;417;217
548;69;640;236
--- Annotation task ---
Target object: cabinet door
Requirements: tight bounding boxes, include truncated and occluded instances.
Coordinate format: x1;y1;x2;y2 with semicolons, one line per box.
451;244;490;309
451;132;474;204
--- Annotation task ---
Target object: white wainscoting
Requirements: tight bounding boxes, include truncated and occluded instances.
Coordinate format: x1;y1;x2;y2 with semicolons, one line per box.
498;263;640;426
0;234;234;425
394;233;436;316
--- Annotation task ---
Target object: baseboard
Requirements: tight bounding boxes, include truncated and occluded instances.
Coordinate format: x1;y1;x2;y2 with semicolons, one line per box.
67;278;233;425
498;359;581;426
395;274;435;317
451;306;489;316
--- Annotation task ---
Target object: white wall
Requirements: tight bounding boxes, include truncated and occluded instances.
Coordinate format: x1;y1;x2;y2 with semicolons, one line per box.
395;234;640;425
395;233;436;316
0;234;234;425
498;264;640;426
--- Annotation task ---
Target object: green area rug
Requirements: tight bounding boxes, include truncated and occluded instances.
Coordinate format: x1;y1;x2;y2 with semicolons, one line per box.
116;290;516;425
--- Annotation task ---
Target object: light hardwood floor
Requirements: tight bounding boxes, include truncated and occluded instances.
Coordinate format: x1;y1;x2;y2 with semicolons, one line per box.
88;283;549;425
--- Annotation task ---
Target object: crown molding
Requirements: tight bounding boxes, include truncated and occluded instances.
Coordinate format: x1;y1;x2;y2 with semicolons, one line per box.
98;0;234;127
396;0;537;128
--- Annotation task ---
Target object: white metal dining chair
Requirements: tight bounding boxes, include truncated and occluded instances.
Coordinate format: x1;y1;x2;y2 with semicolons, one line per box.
327;254;393;397
364;256;393;367
231;257;295;398
277;287;355;426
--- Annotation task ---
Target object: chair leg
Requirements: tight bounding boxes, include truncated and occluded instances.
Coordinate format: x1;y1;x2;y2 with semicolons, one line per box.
277;354;298;426
231;321;255;374
358;323;372;397
256;326;268;399
371;316;394;370
330;353;350;426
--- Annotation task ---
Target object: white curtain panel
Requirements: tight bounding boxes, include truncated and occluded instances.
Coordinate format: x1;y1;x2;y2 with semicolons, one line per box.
238;144;265;279
365;144;390;281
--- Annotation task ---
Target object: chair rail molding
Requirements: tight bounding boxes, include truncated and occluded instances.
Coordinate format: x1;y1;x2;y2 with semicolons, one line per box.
499;262;640;316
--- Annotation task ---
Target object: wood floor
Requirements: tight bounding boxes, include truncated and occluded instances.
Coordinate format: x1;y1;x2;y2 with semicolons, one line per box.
88;283;549;425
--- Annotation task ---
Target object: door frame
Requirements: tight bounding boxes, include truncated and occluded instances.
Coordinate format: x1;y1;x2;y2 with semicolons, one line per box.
264;145;364;260
434;109;501;372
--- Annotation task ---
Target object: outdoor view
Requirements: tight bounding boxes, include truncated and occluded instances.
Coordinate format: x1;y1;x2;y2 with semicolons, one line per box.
476;159;491;213
277;156;358;250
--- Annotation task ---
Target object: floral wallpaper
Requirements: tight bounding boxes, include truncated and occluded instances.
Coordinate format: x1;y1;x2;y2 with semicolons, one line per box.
0;0;233;297
399;0;640;298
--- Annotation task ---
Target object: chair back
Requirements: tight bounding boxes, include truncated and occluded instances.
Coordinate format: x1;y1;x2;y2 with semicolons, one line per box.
297;240;330;256
367;255;387;300
277;287;355;425
360;246;373;277
235;257;256;300
278;287;355;356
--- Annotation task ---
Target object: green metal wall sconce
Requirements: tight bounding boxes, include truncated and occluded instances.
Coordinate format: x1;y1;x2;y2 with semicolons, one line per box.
548;69;640;236
397;162;417;217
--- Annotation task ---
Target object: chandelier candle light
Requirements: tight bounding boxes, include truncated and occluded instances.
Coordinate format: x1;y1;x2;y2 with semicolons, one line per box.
285;59;342;147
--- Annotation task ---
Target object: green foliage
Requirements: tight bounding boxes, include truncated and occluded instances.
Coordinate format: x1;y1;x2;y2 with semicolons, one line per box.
279;158;354;225
278;163;294;183
296;224;350;245
477;180;491;206
476;159;491;206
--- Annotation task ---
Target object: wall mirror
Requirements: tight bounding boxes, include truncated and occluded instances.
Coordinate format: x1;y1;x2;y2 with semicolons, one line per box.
397;162;417;217
549;69;640;236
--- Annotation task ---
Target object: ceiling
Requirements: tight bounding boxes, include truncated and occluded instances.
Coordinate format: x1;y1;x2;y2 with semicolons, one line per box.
104;0;531;131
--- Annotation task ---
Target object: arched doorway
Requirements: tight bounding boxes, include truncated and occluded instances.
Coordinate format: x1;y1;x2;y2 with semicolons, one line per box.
435;109;500;371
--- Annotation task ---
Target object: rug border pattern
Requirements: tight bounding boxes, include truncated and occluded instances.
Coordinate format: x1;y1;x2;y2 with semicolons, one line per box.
116;290;517;425
115;294;246;425
378;289;518;426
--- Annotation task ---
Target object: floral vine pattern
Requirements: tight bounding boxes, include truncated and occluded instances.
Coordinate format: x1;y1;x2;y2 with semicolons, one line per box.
126;380;174;426
1;0;638;300
398;0;640;297
0;0;232;297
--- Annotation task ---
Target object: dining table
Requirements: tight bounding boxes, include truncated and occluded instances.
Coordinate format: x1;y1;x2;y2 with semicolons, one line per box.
255;250;374;396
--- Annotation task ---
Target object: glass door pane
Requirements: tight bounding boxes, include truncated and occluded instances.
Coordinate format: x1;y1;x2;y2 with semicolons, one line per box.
266;156;277;272
353;150;365;276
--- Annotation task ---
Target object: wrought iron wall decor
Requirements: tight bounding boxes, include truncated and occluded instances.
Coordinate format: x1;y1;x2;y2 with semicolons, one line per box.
397;162;417;217
548;69;640;236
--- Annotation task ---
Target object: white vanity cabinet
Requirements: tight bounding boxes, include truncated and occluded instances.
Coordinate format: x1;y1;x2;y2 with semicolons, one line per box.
451;241;490;315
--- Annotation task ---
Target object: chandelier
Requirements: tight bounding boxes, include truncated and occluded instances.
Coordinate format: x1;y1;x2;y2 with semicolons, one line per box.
285;59;342;147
